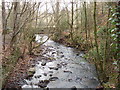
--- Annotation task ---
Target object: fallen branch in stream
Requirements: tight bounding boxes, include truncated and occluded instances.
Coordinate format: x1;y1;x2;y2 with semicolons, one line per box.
32;35;51;50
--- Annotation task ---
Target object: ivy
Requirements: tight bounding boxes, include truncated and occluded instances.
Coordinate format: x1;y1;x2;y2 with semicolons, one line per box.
112;12;120;17
116;23;120;25
109;5;120;61
111;28;118;33
108;17;113;21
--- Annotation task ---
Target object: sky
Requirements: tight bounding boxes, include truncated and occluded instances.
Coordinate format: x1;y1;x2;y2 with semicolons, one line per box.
3;0;81;13
2;0;119;13
3;0;120;2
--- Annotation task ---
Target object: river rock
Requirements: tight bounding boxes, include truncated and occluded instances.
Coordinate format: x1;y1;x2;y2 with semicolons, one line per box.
52;52;56;54
71;86;77;90
61;62;67;66
49;67;58;70
25;74;33;80
68;78;72;82
41;61;46;66
34;76;37;78
63;70;72;73
49;71;53;73
37;75;42;78
79;62;86;65
31;64;35;67
57;64;62;68
43;73;47;76
34;75;42;78
49;77;59;81
61;55;64;58
60;52;63;54
28;67;35;74
26;68;35;80
49;74;52;77
76;53;79;56
76;77;82;81
38;80;50;88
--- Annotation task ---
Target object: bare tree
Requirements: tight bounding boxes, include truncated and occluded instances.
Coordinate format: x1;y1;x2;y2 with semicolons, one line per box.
2;0;6;50
70;0;74;42
83;2;88;42
10;2;20;50
0;0;3;88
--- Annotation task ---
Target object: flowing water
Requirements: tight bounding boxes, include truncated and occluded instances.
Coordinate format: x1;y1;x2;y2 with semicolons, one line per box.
22;34;100;88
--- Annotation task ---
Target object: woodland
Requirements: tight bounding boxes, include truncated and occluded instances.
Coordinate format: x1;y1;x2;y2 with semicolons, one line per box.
0;0;120;89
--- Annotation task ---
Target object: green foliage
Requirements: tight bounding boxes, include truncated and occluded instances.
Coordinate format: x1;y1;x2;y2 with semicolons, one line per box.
112;12;120;17
97;26;106;38
73;35;84;44
110;28;118;33
88;48;98;60
87;42;106;61
109;7;120;59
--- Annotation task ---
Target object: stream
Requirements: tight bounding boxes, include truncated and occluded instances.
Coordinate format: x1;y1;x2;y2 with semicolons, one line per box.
22;34;100;88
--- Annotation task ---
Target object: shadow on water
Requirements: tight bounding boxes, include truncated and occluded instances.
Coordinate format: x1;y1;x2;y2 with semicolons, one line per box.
22;34;100;88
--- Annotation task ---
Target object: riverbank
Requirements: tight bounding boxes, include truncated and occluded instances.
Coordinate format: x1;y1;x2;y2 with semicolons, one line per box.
22;35;99;88
3;35;100;89
52;34;117;88
3;45;51;88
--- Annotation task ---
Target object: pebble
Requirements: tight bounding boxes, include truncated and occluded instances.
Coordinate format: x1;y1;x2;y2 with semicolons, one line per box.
49;71;53;73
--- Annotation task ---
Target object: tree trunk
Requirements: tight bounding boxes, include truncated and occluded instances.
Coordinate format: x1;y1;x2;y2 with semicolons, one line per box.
84;2;88;42
93;2;99;61
54;0;60;40
75;0;79;33
93;1;101;84
70;1;74;42
0;1;3;88
2;1;6;50
103;3;111;74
